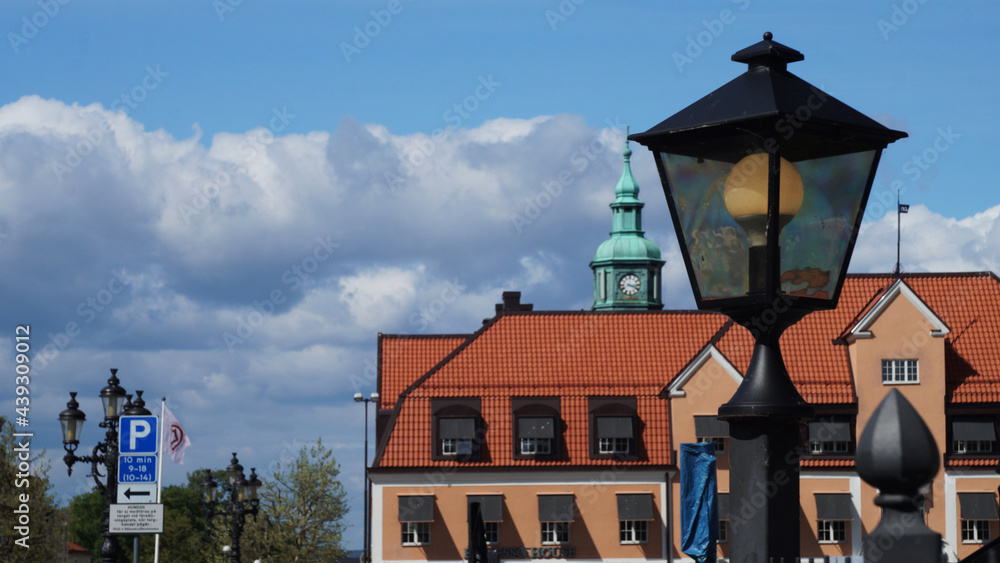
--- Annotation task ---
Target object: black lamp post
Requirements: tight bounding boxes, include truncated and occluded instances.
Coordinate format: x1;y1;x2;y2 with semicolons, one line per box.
59;368;144;563
354;391;380;563
203;453;263;563
630;33;906;561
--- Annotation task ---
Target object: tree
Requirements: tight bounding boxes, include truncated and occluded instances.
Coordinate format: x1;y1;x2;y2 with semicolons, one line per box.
236;438;350;562
0;416;64;562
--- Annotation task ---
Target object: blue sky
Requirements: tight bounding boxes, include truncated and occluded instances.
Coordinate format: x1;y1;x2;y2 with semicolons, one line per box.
1;0;998;551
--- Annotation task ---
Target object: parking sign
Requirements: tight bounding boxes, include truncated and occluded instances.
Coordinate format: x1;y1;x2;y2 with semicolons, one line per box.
119;415;158;455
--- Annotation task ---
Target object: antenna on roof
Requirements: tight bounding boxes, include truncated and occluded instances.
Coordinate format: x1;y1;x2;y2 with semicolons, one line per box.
894;189;909;278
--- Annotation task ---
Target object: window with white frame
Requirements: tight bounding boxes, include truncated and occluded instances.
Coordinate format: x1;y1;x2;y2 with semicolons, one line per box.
952;416;997;455
590;397;638;459
959;493;998;542
402;522;430;545
718;520;728;543
809;440;850;454
817;520;847;543
963;520;991;543
541;522;570;545
619;520;648;544
441;438;473;456
520;437;552;455
599;436;631;454
484;522;499;545
954;440;994;454
882;359;918;384
697;436;728;454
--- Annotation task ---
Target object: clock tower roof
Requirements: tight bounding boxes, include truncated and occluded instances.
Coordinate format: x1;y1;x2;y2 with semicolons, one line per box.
590;136;665;311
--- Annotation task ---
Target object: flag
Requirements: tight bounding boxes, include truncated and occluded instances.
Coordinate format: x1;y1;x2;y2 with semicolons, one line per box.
899;204;909;213
162;404;192;464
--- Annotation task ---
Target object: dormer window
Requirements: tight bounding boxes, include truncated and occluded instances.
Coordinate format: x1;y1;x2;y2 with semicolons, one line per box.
951;415;997;455
512;397;560;460
589;397;638;459
807;416;853;455
432;398;482;461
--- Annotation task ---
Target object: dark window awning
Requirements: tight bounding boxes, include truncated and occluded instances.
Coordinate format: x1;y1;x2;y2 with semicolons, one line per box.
467;495;503;522
597;416;634;438
519;417;555;439
953;417;997;442
808;420;852;442
815;494;853;521
440;417;476;439
694;416;728;438
960;493;999;520
718;493;729;520
399;495;434;522
538;495;575;522
617;494;654;521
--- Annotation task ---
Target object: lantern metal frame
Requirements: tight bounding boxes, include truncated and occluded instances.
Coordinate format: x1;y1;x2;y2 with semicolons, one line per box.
203;453;263;563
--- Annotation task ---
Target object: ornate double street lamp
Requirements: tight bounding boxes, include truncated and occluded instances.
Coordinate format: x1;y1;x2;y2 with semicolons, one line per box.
59;368;151;563
630;33;906;560
203;452;263;563
355;391;380;563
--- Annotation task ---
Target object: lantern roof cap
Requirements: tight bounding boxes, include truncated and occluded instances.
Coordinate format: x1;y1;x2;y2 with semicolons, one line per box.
731;31;804;70
629;33;907;161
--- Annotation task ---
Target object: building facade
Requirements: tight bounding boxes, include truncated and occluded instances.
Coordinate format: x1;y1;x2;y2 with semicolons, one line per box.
367;146;1000;562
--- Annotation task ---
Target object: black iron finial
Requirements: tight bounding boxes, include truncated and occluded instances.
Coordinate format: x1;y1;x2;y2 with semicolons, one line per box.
856;390;942;561
763;31;772;41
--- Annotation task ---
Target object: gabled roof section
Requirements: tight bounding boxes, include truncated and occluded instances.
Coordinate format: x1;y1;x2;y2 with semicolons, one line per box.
847;278;950;340
377;334;470;410
374;310;727;469
663;321;743;398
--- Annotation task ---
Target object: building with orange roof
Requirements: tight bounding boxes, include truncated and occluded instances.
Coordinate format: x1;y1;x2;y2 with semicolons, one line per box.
368;145;1000;563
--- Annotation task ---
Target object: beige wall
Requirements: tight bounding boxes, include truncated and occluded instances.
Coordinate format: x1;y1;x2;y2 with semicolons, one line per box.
850;290;948;545
378;479;665;562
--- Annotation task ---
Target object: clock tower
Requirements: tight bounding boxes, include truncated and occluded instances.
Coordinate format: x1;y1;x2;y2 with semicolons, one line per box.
590;138;665;310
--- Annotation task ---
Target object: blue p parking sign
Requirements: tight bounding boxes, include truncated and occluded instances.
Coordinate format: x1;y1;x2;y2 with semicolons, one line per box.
119;415;158;455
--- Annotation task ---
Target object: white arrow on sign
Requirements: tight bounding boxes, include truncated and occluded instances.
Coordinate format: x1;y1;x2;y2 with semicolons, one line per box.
117;482;157;504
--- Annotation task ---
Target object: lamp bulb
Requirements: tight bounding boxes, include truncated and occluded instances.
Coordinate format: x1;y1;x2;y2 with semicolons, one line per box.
723;153;804;246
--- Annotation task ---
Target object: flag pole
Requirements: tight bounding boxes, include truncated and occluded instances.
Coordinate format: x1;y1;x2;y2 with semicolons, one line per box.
154;397;166;563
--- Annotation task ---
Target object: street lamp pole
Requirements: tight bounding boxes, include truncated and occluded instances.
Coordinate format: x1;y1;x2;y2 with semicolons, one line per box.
355;392;380;563
59;369;147;563
203;453;263;563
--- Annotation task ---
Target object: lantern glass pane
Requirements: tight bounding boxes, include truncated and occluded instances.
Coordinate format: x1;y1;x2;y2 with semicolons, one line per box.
779;150;877;300
61;418;82;443
660;152;747;300
660;148;877;303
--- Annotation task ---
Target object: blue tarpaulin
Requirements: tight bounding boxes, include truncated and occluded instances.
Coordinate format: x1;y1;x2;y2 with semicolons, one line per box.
680;442;718;563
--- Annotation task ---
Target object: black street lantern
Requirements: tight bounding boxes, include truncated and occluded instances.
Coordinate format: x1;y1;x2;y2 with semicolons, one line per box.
59;368;135;563
204;453;263;563
630;33;906;560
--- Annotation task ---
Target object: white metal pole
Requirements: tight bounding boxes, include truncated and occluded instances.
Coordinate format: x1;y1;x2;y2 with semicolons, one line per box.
153;397;165;563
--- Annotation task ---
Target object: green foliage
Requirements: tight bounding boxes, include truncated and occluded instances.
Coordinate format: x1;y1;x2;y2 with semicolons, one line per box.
64;488;106;561
0;416;63;562
230;439;350;562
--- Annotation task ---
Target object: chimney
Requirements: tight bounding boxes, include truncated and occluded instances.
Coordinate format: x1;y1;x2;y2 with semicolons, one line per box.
495;291;533;313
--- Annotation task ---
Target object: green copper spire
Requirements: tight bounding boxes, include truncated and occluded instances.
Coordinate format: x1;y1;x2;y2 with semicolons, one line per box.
590;133;665;310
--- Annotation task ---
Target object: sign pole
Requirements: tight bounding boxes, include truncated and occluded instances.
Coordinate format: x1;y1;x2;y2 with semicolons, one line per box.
154;398;165;563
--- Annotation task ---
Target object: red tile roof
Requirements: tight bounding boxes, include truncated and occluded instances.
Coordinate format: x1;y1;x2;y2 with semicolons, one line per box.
946;457;998;468
373;272;1000;471
378;334;470;410
801;458;856;469
374;311;727;469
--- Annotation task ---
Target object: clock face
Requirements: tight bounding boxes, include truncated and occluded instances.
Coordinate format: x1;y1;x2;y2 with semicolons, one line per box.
619;274;641;296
